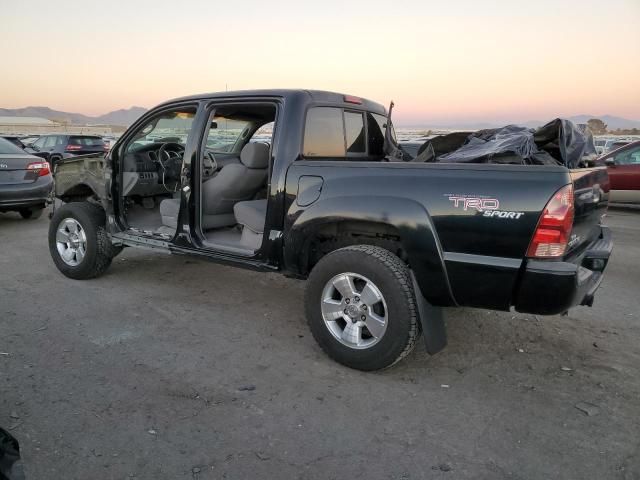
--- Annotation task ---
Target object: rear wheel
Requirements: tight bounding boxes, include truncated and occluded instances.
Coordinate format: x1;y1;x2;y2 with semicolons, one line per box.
48;202;117;279
19;207;43;219
305;245;420;371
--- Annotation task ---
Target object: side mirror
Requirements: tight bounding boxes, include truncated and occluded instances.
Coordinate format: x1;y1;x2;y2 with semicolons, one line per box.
30;144;39;152
605;158;616;167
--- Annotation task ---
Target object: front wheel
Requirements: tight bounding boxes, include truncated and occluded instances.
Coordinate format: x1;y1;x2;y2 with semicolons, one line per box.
305;245;420;371
48;202;117;279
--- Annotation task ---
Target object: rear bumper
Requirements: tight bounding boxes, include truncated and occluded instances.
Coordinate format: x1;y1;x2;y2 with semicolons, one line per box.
514;226;612;315
0;176;53;211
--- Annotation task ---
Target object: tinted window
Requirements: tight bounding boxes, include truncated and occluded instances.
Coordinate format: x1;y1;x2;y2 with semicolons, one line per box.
611;142;630;151
69;136;104;147
32;137;46;149
344;111;365;154
368;113;387;157
303;107;345;157
614;146;640;165
43;136;58;148
0;137;25;154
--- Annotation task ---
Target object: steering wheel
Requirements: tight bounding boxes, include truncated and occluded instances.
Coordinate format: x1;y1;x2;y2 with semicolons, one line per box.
203;151;217;179
156;142;184;191
157;142;185;169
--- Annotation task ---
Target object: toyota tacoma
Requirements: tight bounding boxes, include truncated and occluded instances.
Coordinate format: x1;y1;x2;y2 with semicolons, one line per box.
48;89;613;370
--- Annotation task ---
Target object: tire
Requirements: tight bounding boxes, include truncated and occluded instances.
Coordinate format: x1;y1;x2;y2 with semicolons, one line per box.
305;245;420;371
19;207;43;219
48;202;117;279
49;155;62;167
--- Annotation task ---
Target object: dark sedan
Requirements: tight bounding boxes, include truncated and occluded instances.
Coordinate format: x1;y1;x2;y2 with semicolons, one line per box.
25;134;106;166
0;137;53;219
598;140;640;204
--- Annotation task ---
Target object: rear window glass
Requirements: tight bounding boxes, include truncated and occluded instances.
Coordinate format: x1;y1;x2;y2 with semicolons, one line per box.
0;137;25;154
367;113;387;157
303;107;345;157
303;107;390;161
69;136;104;146
345;111;365;154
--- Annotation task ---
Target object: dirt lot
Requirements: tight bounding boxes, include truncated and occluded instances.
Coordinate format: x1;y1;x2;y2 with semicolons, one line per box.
1;209;639;479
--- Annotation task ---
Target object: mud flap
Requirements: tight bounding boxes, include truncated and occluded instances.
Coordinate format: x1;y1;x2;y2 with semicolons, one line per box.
411;272;447;355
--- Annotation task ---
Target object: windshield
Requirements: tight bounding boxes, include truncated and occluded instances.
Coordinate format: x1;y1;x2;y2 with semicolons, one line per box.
0;137;26;154
206;117;250;153
128;110;196;151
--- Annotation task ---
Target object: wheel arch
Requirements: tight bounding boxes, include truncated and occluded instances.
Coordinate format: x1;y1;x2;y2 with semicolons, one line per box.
284;195;457;307
58;183;98;203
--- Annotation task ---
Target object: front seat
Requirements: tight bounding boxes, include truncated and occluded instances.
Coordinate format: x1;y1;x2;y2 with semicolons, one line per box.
201;142;269;229
159;142;269;230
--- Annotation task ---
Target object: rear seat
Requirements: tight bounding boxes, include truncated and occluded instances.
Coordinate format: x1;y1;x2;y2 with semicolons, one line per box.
233;199;267;250
234;199;267;233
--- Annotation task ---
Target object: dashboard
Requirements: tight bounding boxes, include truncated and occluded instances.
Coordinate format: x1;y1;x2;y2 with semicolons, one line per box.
122;142;184;197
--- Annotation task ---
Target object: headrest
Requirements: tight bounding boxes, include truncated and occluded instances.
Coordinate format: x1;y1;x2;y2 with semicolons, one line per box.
240;142;270;169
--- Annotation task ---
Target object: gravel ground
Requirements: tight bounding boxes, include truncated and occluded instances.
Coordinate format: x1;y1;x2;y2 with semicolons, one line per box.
1;208;639;480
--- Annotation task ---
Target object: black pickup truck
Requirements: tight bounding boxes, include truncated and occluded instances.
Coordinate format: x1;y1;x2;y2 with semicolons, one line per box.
48;89;612;370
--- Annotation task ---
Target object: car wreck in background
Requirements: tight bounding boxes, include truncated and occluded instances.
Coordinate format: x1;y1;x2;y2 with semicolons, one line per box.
400;118;598;168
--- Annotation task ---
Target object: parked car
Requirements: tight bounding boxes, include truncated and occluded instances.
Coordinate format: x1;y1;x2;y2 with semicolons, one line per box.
25;134;106;166
19;135;40;146
598;140;640;204
594;137;608;155
602;138;635;154
0;137;53;219
0;136;26;149
101;136;119;151
606;140;632;153
48;89;612;371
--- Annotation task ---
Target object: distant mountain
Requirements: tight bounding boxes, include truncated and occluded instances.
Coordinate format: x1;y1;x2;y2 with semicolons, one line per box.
400;114;640;131
567;115;640;130
94;107;148;126
0;106;147;126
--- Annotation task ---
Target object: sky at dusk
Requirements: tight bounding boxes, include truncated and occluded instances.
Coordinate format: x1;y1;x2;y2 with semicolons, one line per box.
1;0;638;125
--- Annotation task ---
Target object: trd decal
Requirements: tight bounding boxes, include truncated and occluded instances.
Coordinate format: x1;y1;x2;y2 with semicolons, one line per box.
483;210;525;219
446;194;524;219
448;195;499;211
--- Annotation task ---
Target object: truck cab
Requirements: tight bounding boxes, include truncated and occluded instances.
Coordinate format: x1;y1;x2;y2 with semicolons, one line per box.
74;90;386;270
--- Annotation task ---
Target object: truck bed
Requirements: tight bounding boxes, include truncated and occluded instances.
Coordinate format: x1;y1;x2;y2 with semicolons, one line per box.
284;160;609;312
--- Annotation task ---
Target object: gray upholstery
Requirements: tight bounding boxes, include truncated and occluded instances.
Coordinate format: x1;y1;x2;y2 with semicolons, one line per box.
202;212;236;229
160;198;180;229
201;142;269;229
240;142;270;169
234;199;267;233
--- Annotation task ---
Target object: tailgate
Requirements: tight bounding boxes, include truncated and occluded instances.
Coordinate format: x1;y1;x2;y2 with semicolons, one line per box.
567;166;609;256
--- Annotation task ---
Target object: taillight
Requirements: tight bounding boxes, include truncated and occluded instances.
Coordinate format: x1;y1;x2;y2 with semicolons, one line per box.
527;184;574;258
27;161;51;176
65;144;82;151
